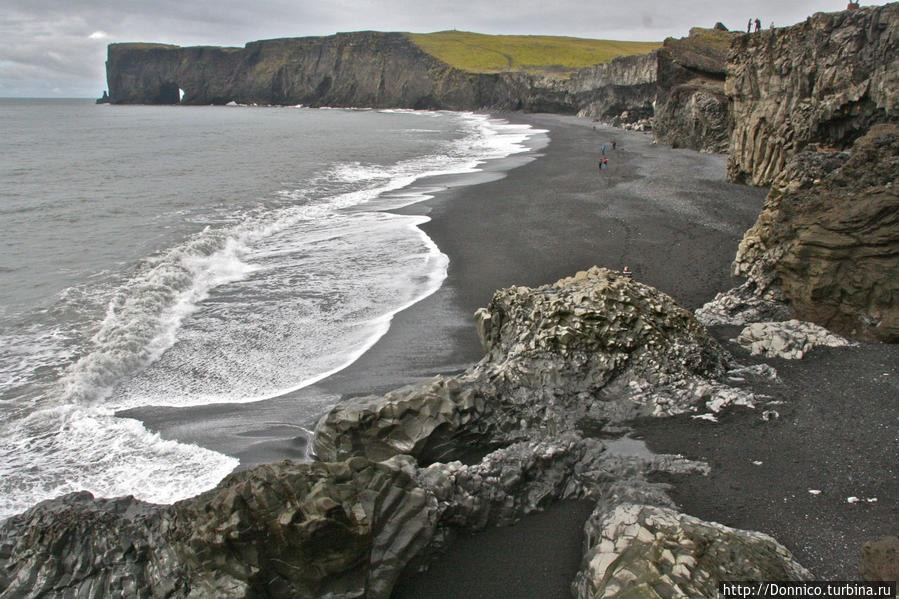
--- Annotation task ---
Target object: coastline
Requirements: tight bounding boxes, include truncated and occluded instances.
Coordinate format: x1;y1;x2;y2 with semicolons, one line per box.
129;112;772;598
124;113;892;590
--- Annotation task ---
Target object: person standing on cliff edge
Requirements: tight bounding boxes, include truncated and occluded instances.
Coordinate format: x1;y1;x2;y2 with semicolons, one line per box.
754;18;761;32
747;18;752;33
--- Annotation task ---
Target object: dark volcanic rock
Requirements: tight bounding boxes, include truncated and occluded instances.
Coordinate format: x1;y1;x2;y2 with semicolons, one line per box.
313;267;734;464
729;124;899;342
726;3;899;185
653;28;739;153
0;458;437;599
105;34;523;110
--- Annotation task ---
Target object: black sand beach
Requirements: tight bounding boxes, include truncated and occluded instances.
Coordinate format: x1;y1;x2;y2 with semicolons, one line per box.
127;114;896;595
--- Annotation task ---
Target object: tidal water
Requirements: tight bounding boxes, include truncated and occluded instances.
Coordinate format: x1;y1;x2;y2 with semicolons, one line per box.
0;98;544;519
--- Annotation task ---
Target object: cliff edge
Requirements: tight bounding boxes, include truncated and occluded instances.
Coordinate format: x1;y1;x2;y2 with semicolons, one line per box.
727;3;899;185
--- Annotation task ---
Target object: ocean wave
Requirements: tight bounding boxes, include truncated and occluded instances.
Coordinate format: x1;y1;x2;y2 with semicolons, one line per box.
0;404;238;521
0;109;544;518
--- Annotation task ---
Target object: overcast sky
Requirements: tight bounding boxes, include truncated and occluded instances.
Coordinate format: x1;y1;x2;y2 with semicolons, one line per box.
1;0;892;97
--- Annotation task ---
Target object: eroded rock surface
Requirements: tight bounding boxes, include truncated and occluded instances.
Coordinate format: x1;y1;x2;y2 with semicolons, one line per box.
314;267;734;464
653;28;738;153
735;319;853;359
728;125;899;342
726;3;899;185
572;504;812;599
859;534;899;582
0;458;437;599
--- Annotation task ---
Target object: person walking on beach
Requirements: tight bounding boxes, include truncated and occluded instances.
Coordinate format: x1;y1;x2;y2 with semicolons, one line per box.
601;145;606;156
598;158;603;174
603;158;609;170
754;18;761;32
612;140;617;151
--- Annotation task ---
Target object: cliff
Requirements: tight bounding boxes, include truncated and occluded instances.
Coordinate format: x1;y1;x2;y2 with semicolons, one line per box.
730;125;899;342
653;27;739;153
726;3;899;185
106;33;524;109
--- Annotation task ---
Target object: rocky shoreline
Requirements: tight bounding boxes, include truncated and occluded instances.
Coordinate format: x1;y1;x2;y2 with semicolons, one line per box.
0;269;816;598
1;4;897;598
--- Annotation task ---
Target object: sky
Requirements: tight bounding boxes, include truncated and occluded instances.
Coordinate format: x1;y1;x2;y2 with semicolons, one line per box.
1;0;892;97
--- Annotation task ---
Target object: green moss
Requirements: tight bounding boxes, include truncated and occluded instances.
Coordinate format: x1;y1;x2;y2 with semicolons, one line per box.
408;31;661;78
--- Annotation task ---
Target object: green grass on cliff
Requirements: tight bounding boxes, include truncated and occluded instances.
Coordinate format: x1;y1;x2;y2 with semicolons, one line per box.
408;31;661;77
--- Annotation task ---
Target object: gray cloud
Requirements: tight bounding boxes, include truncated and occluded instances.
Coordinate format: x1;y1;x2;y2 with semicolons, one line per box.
2;0;891;97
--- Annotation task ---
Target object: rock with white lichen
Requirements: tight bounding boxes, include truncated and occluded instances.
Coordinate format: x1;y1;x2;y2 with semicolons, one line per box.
314;267;735;464
572;503;813;599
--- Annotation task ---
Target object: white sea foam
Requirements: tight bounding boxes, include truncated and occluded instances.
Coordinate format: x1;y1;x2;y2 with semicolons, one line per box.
0;404;237;520
0;110;545;520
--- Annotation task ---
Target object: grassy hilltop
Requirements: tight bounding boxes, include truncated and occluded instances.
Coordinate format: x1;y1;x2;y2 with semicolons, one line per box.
407;31;662;78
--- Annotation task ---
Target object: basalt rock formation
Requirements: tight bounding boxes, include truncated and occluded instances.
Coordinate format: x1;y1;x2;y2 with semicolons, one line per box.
313;267;750;465
105;33;523;109
652;28;738;153
0;458;438;599
726;3;899;186
572;504;812;599
721;124;899;342
0;269;812;599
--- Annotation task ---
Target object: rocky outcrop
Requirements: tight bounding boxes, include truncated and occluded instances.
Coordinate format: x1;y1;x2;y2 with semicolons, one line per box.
0;458;437;599
0;430;755;599
0;268;812;599
314;267;737;465
725;124;899;342
653;28;739;153
735;319;853;359
572;504;812;599
726;3;899;185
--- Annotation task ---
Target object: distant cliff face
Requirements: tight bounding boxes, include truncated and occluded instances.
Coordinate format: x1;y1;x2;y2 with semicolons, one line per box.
106;33;524;110
726;4;899;185
538;52;659;120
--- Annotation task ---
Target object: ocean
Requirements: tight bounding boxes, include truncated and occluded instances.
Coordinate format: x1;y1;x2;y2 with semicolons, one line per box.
0;98;545;520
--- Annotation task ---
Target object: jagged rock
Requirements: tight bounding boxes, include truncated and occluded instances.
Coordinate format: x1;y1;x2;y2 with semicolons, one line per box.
695;279;792;327
0;457;437;599
731;125;899;342
312;375;499;466
859;534;899;582
727;4;898;185
572;503;813;599
403;435;712;576
314;267;733;464
735;319;853;359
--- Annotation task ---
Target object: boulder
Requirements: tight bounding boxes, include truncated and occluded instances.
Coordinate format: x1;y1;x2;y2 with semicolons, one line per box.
314;267;734;464
734;319;853;359
572;503;812;599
